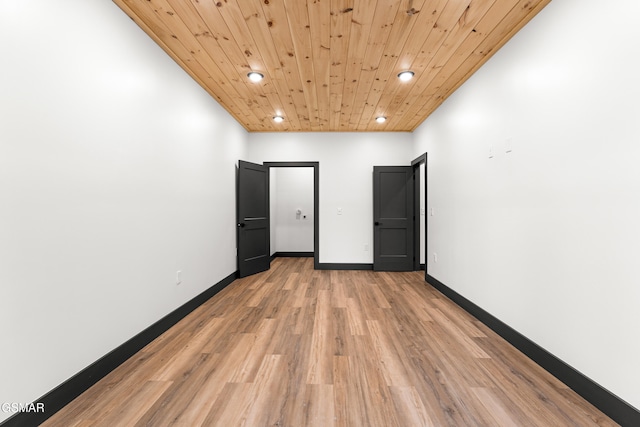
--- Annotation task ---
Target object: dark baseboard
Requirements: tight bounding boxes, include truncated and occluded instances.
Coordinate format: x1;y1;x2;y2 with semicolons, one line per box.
1;271;238;427
426;274;640;427
272;252;314;259
420;263;426;270
316;263;373;271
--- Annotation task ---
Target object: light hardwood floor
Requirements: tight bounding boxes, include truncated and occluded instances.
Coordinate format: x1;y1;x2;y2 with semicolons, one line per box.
43;257;618;426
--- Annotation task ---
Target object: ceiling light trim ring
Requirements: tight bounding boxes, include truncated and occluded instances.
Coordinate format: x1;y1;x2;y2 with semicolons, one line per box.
397;70;415;82
247;72;264;82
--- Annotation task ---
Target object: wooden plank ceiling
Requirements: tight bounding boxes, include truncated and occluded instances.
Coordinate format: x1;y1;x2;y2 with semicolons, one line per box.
113;0;550;132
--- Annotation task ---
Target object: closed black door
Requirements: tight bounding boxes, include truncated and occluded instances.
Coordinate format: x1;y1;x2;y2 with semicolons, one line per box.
373;166;414;271
237;160;270;277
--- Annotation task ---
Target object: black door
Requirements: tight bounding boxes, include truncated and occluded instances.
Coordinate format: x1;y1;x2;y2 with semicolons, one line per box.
237;160;270;277
373;166;414;271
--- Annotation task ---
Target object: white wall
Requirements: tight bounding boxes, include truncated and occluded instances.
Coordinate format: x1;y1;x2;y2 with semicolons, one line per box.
0;1;247;421
249;133;412;263
270;168;314;253
413;0;640;410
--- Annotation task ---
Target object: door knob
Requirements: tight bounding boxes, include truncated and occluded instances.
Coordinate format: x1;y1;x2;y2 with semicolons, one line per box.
374;221;380;226
238;222;246;228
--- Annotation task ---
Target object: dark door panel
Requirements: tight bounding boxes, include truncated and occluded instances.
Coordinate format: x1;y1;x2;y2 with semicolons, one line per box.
237;160;270;277
380;228;409;255
373;166;414;271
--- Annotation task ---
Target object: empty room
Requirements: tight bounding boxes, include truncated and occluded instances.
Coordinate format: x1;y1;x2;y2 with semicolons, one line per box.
1;0;638;425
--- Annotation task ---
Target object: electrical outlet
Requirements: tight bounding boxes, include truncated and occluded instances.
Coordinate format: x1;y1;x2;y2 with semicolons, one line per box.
337;207;343;215
176;270;182;285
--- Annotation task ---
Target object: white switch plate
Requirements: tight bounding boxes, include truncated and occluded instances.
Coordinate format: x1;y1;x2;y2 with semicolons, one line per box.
337;208;343;215
176;270;182;285
420;208;425;215
505;138;513;153
430;208;434;216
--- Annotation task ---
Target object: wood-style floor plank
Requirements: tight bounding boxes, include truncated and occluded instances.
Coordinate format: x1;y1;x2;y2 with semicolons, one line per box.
42;258;619;427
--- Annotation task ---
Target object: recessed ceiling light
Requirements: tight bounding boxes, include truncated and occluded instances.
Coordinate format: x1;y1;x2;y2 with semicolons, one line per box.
375;116;387;123
247;72;264;82
397;71;415;82
273;115;284;123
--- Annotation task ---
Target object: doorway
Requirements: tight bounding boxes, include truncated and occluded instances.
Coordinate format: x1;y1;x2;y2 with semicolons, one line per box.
264;162;320;270
372;153;427;273
411;153;428;278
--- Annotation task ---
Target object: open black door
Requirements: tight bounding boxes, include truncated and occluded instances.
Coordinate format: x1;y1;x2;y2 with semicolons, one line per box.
373;166;414;271
237;160;270;278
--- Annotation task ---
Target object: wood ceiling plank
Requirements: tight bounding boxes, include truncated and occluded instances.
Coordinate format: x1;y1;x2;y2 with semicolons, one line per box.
347;0;401;131
168;0;276;128
236;0;303;131
412;0;475;76
283;0;321;130
383;0;475;128
356;0;429;130
341;0;380;130
307;0;333;131
212;1;295;131
392;0;450;72
261;0;314;131
329;0;354;130
369;0;450;131
117;0;260;129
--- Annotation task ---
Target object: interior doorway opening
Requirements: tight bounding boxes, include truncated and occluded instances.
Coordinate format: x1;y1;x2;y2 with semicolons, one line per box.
411;153;428;277
269;167;314;256
371;154;427;272
264;162;320;269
